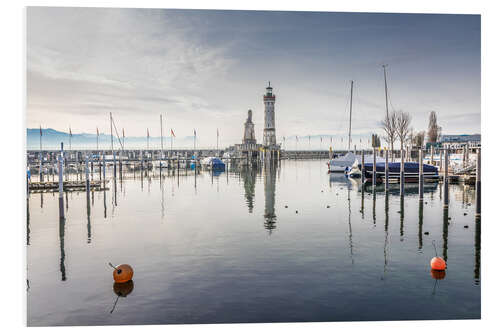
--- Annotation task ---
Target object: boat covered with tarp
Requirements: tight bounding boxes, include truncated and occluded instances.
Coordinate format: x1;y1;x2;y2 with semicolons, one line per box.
360;161;439;184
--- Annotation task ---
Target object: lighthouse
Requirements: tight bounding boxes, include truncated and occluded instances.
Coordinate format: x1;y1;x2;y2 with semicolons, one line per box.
263;82;277;148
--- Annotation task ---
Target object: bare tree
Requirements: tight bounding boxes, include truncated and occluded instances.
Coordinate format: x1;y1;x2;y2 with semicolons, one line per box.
381;111;397;162
395;111;412;158
427;111;442;143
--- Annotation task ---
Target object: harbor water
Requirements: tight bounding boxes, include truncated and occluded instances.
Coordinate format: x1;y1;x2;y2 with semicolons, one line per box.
27;159;480;326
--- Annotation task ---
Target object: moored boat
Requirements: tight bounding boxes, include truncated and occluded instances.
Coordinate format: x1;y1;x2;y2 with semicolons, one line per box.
361;162;439;184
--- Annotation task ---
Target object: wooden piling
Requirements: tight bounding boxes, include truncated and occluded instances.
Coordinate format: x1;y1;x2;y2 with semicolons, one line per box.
400;147;405;196
476;148;481;217
444;149;449;208
85;154;90;193
385;148;389;191
361;150;365;183
372;147;376;186
418;148;423;200
439;149;443;172
58;143;64;219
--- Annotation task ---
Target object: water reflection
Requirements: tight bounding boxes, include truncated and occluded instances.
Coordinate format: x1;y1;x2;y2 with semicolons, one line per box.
26;161;481;325
110;280;134;314
442;207;449;261
242;165;257;213
382;192;389;279
474;217;481;284
263;161;277;234
347;184;354;264
27;197;31;245
400;196;404;240
59;216;66;281
86;189;92;243
418;200;424;250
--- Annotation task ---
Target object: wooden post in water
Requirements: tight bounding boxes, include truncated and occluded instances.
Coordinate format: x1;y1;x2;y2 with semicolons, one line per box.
113;151;117;178
361;150;365;183
419;148;424;201
372;147;376;186
439;149;443;172
385;148;389;191
102;153;106;184
475;148;481;217
85;154;90;193
90;155;94;181
58;142;64;219
400;147;405;196
444;149;449;208
99;152;102;181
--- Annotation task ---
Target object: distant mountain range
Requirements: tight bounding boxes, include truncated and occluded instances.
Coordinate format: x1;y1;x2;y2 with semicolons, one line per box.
27;128;194;150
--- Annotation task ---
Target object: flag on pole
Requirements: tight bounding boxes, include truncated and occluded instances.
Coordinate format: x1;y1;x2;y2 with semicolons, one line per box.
39;125;42;136
171;129;175;137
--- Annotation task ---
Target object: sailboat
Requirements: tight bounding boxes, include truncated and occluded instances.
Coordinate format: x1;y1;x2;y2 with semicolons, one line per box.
327;81;362;173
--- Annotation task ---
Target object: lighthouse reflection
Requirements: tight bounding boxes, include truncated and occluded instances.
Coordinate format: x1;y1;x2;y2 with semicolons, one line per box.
263;161;277;234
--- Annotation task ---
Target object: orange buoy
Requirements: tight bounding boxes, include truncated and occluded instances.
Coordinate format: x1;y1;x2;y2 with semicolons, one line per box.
430;257;446;270
109;263;134;283
430;240;446;271
430;269;446;280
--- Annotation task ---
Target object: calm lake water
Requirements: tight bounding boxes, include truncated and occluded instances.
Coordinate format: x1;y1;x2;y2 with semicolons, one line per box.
27;159;480;326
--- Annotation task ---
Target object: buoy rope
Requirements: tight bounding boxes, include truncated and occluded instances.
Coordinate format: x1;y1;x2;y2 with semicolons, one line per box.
432;240;438;257
108;262;117;270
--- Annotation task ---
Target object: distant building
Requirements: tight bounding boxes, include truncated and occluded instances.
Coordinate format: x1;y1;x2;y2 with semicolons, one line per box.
426;134;481;150
439;134;481;149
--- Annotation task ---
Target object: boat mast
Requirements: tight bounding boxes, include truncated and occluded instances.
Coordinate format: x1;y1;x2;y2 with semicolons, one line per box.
160;114;164;159
383;64;389;119
348;80;353;152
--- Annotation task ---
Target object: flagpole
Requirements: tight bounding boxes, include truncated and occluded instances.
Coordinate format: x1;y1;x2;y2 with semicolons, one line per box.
147;128;149;150
96;127;99;151
69;126;72;151
217;129;219;151
110;113;113;155
39;125;42;152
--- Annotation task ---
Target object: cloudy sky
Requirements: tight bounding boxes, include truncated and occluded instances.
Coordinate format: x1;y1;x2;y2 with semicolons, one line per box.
27;7;480;148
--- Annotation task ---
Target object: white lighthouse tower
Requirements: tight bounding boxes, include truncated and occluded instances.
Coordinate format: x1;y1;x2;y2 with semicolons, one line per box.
263;82;277;148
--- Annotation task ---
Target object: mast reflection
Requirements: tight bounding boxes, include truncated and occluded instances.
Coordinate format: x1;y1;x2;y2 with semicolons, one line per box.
382;192;389;279
86;188;91;243
418;200;423;250
442;207;449;261
27;197;30;246
59;216;66;281
474;216;481;284
400;196;404;240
